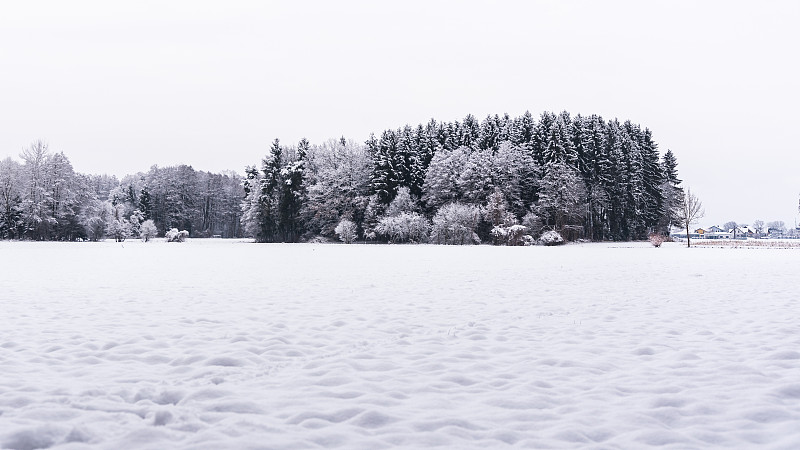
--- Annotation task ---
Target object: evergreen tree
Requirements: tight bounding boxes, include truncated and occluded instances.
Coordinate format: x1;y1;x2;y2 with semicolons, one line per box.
138;186;153;221
0;158;24;239
278;138;308;242
368;132;397;205
659;149;683;231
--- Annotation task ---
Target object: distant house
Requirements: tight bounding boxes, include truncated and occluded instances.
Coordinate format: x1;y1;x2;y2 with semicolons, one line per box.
737;226;756;238
694;228;706;236
768;227;784;238
702;225;732;239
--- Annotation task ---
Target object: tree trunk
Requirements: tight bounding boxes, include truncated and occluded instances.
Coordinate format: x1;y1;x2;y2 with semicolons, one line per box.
686;222;690;248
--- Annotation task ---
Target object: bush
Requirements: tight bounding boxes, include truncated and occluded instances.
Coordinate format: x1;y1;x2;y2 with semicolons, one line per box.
107;218;131;242
648;233;666;247
491;224;529;246
334;219;358;244
539;230;565;246
165;228;189;242
375;212;430;243
140;220;158;242
521;212;544;238
430;203;482;245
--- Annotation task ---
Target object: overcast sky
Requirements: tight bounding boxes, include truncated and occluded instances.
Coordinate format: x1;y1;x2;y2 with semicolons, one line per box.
1;1;798;228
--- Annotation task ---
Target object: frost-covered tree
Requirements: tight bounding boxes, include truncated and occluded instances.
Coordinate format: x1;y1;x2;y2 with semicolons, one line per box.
334;218;357;244
128;209;145;238
0;158;23;239
422;147;469;211
276;138;309;242
384;186;420;217
302;139;372;238
659;149;683;233
243;139;310;242
240;165;263;239
138;186;153;221
19;140;55;240
107;204;131;242
81;200;114;241
521;211;544;238
484;188;519;245
140;219;158;242
484;188;516;229
375;212;430;243
107;217;131;242
430;203;482;245
535;161;586;239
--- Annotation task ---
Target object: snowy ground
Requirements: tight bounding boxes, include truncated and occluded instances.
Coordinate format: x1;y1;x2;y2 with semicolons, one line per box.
1;240;799;449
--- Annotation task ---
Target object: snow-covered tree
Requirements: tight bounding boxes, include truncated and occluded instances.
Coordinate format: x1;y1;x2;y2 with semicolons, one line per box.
659;149;683;233
334;218;357;244
375;212;430;243
0;158;23;239
140;219;158;242
422;147;469;211
535;161;586;239
19;140;55;240
302;139;372;238
81;200;114;241
430;203;482;245
484;188;519;245
384;186;420;217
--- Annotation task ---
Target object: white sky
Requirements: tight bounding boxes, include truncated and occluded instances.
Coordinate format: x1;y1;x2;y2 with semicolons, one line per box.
1;1;798;227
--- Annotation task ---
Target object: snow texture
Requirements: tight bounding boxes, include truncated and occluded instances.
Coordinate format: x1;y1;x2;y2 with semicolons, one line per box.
1;240;799;449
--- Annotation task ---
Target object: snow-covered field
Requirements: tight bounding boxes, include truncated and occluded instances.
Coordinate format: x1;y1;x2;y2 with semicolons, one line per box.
1;240;799;449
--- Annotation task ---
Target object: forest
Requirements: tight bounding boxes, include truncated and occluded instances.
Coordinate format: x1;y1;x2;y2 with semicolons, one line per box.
0;111;683;244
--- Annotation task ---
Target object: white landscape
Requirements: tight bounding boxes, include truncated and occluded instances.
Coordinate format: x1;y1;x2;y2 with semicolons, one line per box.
1;240;799;449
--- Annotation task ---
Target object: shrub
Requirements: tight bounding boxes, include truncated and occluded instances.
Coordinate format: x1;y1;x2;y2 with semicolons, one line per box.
107;218;131;242
165;228;189;242
521;212;544;238
539;230;565;246
334;218;358;244
140;220;158;242
648;233;666;247
375;212;430;243
430;203;482;245
491;224;529;246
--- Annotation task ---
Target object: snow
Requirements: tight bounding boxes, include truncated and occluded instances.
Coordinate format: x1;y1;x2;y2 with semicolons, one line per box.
1;240;799;449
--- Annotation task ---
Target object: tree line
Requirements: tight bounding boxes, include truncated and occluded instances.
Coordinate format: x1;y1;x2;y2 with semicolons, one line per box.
0;140;242;241
242;111;683;244
1;111;683;244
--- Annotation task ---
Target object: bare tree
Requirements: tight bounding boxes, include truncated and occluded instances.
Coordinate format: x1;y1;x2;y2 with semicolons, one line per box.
752;219;764;238
723;221;738;239
673;188;704;247
767;220;786;237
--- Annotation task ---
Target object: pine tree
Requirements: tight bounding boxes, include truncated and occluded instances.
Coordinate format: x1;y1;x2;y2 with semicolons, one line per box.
257;139;284;242
460;114;480;148
368;132;396;205
659;149;683;231
278;138;308;242
532;111;556;165
0;158;24;239
138;186;153;221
